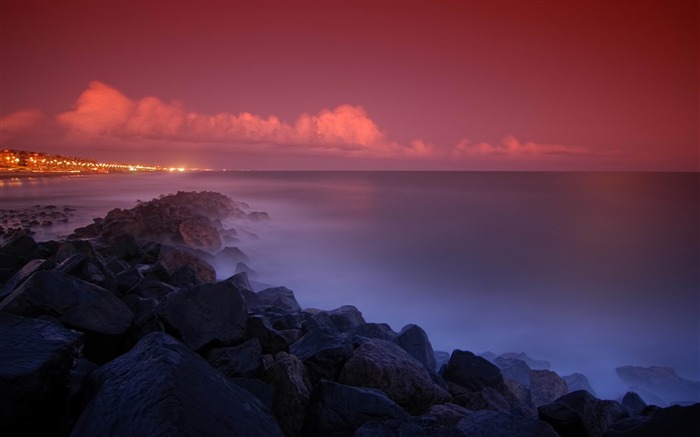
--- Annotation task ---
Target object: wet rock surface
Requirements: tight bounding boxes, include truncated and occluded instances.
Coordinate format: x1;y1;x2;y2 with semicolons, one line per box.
1;191;698;436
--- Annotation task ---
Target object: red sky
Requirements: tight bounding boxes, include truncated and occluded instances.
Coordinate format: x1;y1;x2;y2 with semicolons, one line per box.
1;1;697;171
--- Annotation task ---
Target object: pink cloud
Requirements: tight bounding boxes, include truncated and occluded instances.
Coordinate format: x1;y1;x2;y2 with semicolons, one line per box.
0;109;45;133
452;136;589;157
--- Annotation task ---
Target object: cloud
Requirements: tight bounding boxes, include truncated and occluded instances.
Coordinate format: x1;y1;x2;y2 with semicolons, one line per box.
452;136;589;157
57;81;396;156
0;109;45;133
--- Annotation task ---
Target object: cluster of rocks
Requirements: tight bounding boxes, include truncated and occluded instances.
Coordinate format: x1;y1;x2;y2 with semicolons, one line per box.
1;191;698;436
0;205;74;239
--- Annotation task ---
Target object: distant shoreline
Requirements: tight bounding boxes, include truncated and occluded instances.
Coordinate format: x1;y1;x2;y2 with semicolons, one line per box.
0;170;168;180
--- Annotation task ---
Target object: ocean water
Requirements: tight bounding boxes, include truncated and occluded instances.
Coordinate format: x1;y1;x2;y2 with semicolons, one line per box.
1;171;698;398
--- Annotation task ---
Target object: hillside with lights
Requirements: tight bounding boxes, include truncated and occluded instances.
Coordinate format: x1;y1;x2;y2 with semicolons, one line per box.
0;149;202;175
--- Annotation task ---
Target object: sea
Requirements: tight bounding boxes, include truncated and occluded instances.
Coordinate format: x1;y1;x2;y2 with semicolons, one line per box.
1;171;698;398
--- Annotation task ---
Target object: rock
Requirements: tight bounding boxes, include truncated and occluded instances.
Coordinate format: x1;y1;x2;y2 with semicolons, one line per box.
0;270;133;362
530;369;569;408
158;246;216;284
621;391;647;416
302;305;366;333
616;365;700;405
426;403;473;427
231;377;275;410
354;416;460;437
290;327;355;382
493;356;532;388
247;315;289;354
71;332;284;436
453;385;512;412
224;272;262;306
254;286;302;312
236;261;257;277
538;390;626;437
351;322;398;342
216;246;250;266
128;279;177;301
441;349;504;394
264;351;313;437
303;379;408;436
339;339;450;414
56;240;117;292
456;410;559;437
564;373;597;396
156;280;248;351
396;324;437;372
0;313;83;435
504;378;533;410
179;219;222;252
206;338;263;378
122;295;163;346
605;403;700;437
0;234;40;259
0;258;56;303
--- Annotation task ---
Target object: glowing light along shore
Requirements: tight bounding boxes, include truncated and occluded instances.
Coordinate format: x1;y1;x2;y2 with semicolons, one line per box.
0;149;204;174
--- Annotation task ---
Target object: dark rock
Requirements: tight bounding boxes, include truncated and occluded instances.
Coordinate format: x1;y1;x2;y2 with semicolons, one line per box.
453;385;512;412
236;262;257;277
1;234;40;259
456;410;559;437
231;377;275;410
605;403;700;437
104;258;130;275
339;339;450;414
538;390;626;437
156;280;248;351
0;258;56;303
0;313;83;435
206;338;263;378
426;403;473;427
504;378;533;410
264;351;313;437
290;327;355;382
158;245;216;284
616;365;700;405
564;373;598;396
128;279;177;302
354;416;460;437
169;265;200;287
435;351;451;371
179;218;222;252
303;379;408;436
122;295;164;345
530;369;569;408
302;305;366;333
115;266;144;294
247;315;289;354
141;260;171;282
97;233;141;261
56;240;117;293
621;391;648;416
441;349;504;393
396;323;437;372
0;251;32;282
224;272;262;306
255;286;302;312
351;322;398;342
498;352;551;370
0;270;133;338
216;246;250;267
71;332;284;436
254;306;304;330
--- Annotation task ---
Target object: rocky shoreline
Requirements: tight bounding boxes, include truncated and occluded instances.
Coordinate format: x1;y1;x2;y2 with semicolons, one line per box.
1;191;698;436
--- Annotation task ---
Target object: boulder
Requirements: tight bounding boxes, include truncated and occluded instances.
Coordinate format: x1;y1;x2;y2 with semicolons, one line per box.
441;349;504;394
206;338;263;378
290;327;355;382
0;313;83;435
302;305;366;333
426;403;473;427
339;339;450;414
254;286;302;312
453;385;512;412
456;410;559;437
354;416;460;437
55;239;117;292
303;379;408;436
0;270;133;337
538;390;626;437
71;332;284;436
247;315;289;354
156;280;247;351
235;262;257;277
530;369;569;408
264;351;313;437
0;258;56;303
351;322;398;342
498;352;551;370
396;324;437;372
179;219;222;252
605;403;700;437
216;246;250;266
621;391;647;417
158;246;216;284
435;351;451;371
564;373;598;396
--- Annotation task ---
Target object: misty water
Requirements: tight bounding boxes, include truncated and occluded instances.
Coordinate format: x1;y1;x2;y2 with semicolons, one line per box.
1;171;698;399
